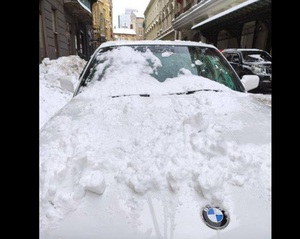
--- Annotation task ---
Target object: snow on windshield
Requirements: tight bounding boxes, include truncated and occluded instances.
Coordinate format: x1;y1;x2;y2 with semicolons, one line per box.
78;46;231;98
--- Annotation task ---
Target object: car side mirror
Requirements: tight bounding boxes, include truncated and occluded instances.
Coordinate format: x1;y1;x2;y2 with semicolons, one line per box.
59;75;78;93
240;75;259;92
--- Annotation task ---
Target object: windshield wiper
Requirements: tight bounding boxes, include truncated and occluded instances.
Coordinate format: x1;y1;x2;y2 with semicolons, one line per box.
111;89;221;98
111;94;150;98
167;89;221;95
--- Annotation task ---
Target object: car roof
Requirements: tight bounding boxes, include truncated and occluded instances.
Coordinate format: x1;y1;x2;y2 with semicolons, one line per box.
98;40;217;50
222;48;265;52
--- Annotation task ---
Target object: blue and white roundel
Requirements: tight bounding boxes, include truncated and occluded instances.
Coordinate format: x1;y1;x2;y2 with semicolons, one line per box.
207;208;223;223
202;206;229;229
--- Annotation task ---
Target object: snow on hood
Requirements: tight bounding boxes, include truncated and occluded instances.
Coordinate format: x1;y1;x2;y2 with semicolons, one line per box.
40;85;271;237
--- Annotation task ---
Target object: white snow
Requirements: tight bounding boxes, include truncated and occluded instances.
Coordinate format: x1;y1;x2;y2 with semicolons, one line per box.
39;53;271;238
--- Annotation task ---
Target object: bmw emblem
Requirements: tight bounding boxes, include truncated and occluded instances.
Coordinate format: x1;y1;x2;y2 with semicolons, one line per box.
201;205;229;229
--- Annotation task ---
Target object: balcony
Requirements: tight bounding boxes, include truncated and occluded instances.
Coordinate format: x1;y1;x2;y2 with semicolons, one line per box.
64;0;93;24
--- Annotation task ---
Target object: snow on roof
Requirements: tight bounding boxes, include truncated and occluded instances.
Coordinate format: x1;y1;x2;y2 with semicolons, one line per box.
223;48;267;52
99;40;217;49
113;28;136;35
134;12;144;18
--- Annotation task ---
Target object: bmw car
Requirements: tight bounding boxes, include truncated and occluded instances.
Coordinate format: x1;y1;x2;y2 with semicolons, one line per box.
40;40;271;238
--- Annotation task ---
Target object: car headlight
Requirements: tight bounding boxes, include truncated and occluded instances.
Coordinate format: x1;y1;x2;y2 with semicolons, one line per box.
251;65;267;74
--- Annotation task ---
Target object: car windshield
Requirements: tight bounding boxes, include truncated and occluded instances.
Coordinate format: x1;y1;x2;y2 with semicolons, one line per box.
242;51;272;63
77;44;245;94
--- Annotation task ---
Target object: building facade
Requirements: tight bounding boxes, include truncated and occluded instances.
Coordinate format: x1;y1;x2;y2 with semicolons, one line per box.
92;0;113;48
39;0;97;62
131;12;145;40
144;0;176;40
144;0;271;53
113;8;145;41
118;9;138;28
113;28;137;41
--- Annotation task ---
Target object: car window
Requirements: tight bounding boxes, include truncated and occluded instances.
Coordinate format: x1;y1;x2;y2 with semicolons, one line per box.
242;51;272;62
76;45;245;94
144;46;198;82
223;52;232;62
232;53;240;63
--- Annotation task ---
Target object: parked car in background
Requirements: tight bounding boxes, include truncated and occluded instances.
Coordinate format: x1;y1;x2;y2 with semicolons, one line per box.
222;48;272;93
40;40;270;238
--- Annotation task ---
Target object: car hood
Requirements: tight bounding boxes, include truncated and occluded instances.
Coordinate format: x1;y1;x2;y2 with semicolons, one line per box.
40;90;271;238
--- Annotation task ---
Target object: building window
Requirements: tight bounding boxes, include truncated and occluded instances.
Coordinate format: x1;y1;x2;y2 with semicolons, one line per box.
52;8;59;58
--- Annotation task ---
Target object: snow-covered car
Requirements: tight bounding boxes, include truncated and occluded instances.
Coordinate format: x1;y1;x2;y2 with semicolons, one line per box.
40;40;271;238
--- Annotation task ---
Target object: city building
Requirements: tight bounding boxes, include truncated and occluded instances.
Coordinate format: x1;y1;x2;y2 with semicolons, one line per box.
39;0;98;62
113;28;137;41
144;0;271;53
118;8;138;29
92;0;113;48
144;0;176;40
131;12;145;40
113;8;145;41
